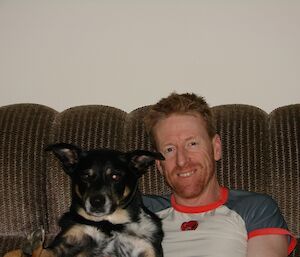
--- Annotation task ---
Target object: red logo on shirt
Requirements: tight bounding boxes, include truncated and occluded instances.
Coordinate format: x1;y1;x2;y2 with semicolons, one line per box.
181;220;199;231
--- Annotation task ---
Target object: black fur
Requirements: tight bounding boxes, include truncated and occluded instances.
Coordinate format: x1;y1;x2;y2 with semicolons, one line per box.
46;143;164;257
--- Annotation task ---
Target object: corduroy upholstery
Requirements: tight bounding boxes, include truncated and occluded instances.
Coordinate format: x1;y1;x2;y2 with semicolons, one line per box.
212;105;269;193
0;104;57;254
124;106;171;196
268;105;300;257
0;103;299;256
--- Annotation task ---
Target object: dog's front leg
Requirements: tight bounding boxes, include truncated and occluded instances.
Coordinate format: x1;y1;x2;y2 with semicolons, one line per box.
46;225;99;257
32;248;56;257
3;228;56;257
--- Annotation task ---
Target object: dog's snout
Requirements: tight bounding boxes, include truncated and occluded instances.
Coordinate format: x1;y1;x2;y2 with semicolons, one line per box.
90;195;105;209
85;193;115;216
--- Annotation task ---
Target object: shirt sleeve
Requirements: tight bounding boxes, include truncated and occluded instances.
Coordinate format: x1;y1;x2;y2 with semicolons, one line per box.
228;191;297;255
142;194;171;213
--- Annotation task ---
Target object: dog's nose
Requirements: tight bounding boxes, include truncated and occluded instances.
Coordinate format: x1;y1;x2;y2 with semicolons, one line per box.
89;195;105;210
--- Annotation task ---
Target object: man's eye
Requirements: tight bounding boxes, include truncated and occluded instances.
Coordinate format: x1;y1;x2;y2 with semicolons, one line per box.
163;146;175;155
188;141;199;147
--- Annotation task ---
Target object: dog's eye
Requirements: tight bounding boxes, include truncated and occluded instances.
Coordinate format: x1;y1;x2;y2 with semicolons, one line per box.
80;170;94;181
81;174;91;180
111;173;121;181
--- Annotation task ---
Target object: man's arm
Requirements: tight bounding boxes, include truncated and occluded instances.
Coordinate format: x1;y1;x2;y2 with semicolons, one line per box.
247;234;288;257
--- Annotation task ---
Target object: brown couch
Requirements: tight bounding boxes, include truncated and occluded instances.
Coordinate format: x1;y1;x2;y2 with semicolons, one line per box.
0;103;299;256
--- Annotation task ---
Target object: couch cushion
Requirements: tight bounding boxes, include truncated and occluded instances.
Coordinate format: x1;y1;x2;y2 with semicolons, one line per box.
212;104;269;193
125;106;171;196
0;104;57;256
268;104;300;239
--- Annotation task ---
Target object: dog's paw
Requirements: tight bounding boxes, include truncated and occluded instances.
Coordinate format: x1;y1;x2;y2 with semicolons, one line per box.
3;249;23;257
21;228;45;256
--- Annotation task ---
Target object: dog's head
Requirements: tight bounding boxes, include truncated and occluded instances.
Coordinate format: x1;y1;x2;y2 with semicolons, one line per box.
46;143;164;220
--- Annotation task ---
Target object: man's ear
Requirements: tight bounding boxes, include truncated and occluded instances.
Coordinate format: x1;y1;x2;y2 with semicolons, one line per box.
45;143;82;174
155;159;164;175
212;134;222;161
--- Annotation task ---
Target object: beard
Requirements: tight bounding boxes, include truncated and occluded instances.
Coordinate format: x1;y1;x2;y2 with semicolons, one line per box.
165;161;217;200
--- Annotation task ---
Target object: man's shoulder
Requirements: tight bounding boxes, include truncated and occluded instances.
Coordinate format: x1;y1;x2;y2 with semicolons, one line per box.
226;188;277;209
226;188;287;232
142;194;171;213
142;188;282;222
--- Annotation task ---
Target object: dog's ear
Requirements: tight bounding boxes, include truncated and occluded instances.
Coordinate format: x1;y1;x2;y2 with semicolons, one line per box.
125;150;165;176
45;143;82;174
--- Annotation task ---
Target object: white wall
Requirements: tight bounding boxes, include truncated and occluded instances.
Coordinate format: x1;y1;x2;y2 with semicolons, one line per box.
0;0;299;113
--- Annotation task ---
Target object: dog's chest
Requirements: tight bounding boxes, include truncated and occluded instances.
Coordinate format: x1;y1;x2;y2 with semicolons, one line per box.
83;213;157;257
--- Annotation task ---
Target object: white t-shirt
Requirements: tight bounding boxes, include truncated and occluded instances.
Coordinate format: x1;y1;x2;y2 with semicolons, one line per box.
143;187;296;257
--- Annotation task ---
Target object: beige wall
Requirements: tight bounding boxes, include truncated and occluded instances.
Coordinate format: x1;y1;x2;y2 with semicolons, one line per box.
0;0;299;113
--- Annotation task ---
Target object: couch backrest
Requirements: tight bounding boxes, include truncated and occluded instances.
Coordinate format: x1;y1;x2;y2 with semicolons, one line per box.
0;103;299;256
0;104;57;240
268;105;300;239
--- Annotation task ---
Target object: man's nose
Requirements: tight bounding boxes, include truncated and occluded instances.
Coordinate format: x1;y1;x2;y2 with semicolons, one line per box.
176;147;188;167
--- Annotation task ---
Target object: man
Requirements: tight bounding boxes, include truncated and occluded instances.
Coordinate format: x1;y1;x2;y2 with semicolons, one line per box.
143;92;296;257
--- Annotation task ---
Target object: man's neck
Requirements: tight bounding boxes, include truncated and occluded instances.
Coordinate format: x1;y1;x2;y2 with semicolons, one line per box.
173;179;221;207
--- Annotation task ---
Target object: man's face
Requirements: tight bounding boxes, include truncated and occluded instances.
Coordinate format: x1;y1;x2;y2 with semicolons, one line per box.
153;113;221;202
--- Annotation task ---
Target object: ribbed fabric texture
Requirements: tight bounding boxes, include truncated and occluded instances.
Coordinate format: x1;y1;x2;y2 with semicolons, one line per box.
0;104;57;254
268;104;300;239
123;106;171;196
0;103;299;256
212;105;269;193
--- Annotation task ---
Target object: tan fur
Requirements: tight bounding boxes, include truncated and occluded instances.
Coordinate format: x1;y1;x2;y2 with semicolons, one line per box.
77;206;131;224
62;224;86;242
3;226;85;257
123;186;131;199
3;249;23;257
75;184;82;199
4;247;54;257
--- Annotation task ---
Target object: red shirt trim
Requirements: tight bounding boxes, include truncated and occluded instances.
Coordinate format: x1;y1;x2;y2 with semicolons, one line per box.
248;228;297;255
171;186;228;213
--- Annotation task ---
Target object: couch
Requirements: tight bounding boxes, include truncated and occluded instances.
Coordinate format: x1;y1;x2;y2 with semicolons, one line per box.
0;103;299;256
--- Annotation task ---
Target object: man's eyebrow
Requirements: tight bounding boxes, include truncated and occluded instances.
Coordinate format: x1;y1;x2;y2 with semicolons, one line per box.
186;136;199;141
160;143;174;149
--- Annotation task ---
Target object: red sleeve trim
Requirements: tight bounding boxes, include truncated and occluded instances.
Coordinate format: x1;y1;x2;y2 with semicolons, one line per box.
248;228;297;255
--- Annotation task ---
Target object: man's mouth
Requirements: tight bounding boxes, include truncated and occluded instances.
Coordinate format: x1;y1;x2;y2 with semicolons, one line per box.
177;170;196;177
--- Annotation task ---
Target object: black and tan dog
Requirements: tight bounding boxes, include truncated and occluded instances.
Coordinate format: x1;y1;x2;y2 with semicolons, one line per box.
6;143;164;257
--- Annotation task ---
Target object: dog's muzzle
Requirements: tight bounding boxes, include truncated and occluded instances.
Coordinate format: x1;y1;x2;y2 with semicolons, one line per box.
85;194;113;216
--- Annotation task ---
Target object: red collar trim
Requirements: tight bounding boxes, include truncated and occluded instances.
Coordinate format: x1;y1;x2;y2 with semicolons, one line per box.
171;187;229;213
